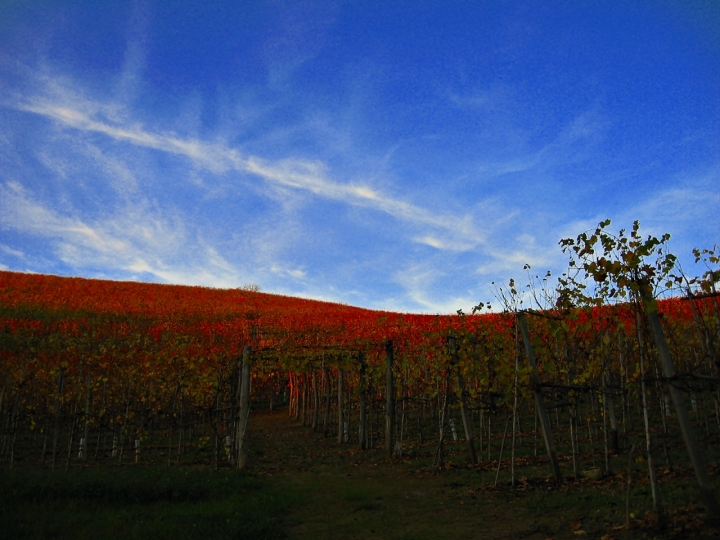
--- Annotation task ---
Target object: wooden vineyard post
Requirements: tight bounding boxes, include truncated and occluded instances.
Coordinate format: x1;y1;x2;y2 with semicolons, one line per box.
644;301;719;517
449;335;477;465
80;374;91;459
301;374;308;425
236;345;252;469
337;368;344;444
51;367;64;471
312;370;319;431
286;373;291;417
385;340;395;459
288;373;296;418
214;371;222;469
636;306;665;515
605;371;620;454
517;312;562;484
494;416;511;486
358;351;367;450
323;362;331;437
433;365;451;469
511;323;520;485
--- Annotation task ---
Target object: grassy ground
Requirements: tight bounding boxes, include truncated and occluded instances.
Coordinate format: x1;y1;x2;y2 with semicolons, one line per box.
2;411;717;539
0;465;289;539
249;412;718;540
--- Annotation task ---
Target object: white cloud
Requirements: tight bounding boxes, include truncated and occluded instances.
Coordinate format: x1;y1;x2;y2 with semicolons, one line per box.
631;184;719;232
0;244;26;259
0;181;247;288
270;264;307;280
13;78;486;253
413;236;445;249
387;263;478;314
2;72;545;318
477;233;559;277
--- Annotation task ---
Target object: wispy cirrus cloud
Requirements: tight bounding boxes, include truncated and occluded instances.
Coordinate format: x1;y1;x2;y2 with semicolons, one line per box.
13;82;486;253
0;244;26;260
387;262;481;314
0;77;610;312
0;181;245;287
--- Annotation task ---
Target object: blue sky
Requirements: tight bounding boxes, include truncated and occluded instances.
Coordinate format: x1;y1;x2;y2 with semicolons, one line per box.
1;1;718;313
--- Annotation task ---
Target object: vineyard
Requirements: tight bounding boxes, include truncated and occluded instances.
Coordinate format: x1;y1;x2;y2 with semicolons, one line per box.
1;221;719;538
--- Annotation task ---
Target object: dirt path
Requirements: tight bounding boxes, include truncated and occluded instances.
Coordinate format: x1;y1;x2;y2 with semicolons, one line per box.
249;412;572;540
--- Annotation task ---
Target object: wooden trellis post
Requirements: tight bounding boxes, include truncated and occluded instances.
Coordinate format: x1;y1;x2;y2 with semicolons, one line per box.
359;351;367;450
51;367;64;471
323;362;331;437
517;312;562;483
385;340;395;459
80;374;91;460
236;345;252;469
449;334;477;464
312;370;319;431
337;368;344;444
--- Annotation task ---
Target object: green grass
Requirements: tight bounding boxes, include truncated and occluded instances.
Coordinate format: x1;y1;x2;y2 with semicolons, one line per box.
0;466;290;540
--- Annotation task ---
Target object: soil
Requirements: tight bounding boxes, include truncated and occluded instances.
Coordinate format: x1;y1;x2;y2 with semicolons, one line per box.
251;411;594;540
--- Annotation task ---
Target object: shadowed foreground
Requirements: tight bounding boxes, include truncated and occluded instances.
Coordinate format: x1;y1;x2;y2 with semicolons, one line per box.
1;410;714;539
252;412;570;540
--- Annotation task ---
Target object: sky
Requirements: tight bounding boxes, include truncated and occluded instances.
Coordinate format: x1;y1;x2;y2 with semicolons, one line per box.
0;1;718;314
